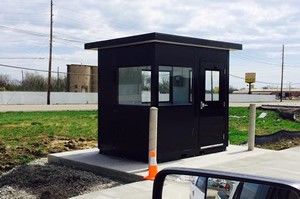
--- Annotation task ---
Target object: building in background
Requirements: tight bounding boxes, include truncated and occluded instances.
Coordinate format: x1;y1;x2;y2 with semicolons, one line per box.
67;64;98;92
233;88;300;99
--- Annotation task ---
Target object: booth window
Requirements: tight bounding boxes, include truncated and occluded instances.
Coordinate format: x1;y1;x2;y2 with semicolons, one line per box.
159;71;170;102
118;66;151;105
159;66;192;105
189;70;193;103
205;70;220;101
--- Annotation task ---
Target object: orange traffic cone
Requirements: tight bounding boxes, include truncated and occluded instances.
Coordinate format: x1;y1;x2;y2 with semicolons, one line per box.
144;151;158;181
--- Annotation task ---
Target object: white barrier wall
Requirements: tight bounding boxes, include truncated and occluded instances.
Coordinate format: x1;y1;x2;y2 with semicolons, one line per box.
0;92;97;105
0;92;275;104
229;94;276;103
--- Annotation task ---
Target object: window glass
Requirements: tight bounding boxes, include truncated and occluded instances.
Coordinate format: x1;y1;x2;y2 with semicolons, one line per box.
189;70;193;103
118;66;151;105
239;182;269;199
207;177;237;199
159;66;192;105
205;70;220;101
159;71;170;102
196;177;207;193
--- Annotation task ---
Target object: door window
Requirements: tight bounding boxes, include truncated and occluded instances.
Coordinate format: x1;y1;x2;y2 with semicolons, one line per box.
205;70;220;101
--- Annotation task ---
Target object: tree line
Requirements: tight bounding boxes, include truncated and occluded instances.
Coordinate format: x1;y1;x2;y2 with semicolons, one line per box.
0;73;67;92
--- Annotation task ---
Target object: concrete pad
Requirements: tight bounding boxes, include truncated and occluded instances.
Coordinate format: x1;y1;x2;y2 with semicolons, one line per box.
278;146;300;154
50;145;300;199
202;147;300;181
135;145;273;177
48;148;147;182
48;146;271;182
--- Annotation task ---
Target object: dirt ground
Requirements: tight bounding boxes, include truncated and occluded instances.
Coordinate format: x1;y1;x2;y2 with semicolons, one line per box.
0;137;97;175
0;158;123;199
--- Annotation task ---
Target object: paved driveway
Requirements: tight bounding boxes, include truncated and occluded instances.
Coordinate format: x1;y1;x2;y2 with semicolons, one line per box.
230;101;300;107
0;104;98;112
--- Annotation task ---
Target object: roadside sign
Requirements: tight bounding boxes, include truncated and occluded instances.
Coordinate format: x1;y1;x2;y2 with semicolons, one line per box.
251;84;254;89
245;73;256;83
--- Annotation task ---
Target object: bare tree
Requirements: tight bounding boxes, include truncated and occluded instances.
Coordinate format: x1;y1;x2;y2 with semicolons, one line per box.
51;75;67;92
1;73;67;91
22;73;47;91
0;74;11;88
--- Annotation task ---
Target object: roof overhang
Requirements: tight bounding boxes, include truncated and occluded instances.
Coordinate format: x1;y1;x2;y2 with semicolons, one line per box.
85;32;242;51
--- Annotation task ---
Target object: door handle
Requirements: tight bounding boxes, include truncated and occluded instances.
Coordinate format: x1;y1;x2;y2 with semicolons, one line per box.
200;101;208;109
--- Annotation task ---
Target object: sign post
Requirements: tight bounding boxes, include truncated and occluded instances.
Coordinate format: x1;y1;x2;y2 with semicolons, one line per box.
245;73;256;94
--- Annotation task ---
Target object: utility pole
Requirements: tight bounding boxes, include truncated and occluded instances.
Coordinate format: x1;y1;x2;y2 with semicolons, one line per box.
21;70;24;90
280;45;284;102
57;66;59;91
248;83;252;94
47;0;53;105
289;82;291;100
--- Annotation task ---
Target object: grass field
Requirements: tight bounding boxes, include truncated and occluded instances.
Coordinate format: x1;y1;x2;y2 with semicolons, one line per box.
1;108;300;175
0;111;98;174
229;107;300;144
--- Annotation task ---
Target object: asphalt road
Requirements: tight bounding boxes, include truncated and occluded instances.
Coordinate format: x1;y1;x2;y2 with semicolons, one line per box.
230;101;300;107
0;104;98;112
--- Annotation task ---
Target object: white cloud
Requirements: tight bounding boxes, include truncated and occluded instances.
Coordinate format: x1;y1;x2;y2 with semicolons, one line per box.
1;0;300;88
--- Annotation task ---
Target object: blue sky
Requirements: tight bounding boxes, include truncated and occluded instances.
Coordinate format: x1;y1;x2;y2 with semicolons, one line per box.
1;0;300;88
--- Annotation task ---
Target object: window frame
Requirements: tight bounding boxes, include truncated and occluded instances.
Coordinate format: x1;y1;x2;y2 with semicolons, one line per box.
159;70;172;103
158;65;193;106
204;69;221;102
117;65;152;106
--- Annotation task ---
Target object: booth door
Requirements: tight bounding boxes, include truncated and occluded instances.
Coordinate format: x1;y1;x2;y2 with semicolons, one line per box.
198;61;227;150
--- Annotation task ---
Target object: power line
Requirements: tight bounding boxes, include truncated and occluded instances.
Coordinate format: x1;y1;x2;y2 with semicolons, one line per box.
280;45;285;102
0;57;45;60
229;74;289;85
0;25;49;37
0;12;48;15
234;52;281;65
0;63;96;76
54;4;79;13
232;54;281;67
0;25;86;44
233;51;300;68
0;1;48;4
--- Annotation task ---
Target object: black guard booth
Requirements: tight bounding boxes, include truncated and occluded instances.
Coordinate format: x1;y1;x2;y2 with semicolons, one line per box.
85;33;242;163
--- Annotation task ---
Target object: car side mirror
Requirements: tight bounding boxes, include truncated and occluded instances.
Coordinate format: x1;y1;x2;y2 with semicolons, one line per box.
152;168;300;199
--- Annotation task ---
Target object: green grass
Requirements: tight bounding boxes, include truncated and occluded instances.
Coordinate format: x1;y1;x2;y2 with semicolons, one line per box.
1;108;300;175
0;111;98;174
229;107;300;144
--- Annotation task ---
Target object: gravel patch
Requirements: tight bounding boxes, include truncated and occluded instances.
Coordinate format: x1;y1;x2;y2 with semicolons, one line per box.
0;158;123;199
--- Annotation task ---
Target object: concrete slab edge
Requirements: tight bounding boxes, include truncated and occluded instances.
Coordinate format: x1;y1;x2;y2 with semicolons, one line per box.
48;154;144;183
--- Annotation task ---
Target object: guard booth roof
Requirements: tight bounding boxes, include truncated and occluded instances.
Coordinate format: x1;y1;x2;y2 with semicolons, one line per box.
85;32;242;51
